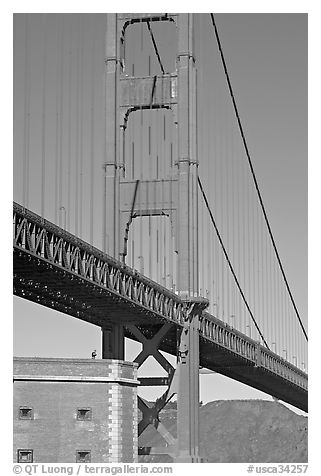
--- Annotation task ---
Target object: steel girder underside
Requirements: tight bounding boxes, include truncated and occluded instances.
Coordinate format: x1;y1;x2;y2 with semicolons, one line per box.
13;247;307;412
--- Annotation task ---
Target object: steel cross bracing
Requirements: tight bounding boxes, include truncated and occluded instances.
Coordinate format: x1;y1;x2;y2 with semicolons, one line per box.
13;202;308;412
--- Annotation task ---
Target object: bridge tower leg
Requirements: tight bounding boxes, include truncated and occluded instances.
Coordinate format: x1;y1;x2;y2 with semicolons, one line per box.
175;299;205;462
174;13;203;462
103;13;205;462
102;324;125;360
103;13;121;258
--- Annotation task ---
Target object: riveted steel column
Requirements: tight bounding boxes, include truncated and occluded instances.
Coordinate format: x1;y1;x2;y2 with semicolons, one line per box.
176;13;198;299
175;298;208;462
175;13;204;462
104;13;121;258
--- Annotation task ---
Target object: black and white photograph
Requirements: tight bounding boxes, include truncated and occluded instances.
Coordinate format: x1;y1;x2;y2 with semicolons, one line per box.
10;5;311;473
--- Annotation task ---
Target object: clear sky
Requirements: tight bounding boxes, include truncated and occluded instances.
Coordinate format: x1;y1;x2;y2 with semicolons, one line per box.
12;12;308;414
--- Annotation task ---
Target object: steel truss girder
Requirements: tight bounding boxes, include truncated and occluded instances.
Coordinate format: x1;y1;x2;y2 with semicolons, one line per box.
13;203;189;324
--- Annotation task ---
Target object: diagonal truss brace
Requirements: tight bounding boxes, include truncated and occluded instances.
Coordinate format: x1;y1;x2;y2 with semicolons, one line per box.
126;323;178;450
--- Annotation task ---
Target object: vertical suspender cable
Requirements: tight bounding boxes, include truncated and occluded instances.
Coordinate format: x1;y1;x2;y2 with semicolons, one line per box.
137;26;143;274
246;155;252;334
162;111;168;287
139;107;143;272
242;142;247;331
224;105;229;321
291;293;295;364
148;46;152;279
255;196;260;335
198;176;269;348
67;18;72;232
41;14;48;218
227;108;233;322
220;106;224;320
198;30;203;297
23;14;30;208
291;297;294;364
131;135;135;264
235;140;241;329
265;214;269;343
197;26;204;297
90;16;96;245
219;95;226;321
75;17;80;236
210;13;307;342
268;228;273;345
278;253;282;353
251;162;256;328
282;278;287;359
58;16;65;227
138;22;143;273
54;18;60;225
79;16;84;238
281;263;284;353
261;192;267;340
156;97;160;283
231;119;236;324
274;251;279;353
159;80;163;285
169;71;174;290
161;110;165;286
129;10;135;233
148;119;152;278
211;52;217;316
260;198;265;339
102;15;107;252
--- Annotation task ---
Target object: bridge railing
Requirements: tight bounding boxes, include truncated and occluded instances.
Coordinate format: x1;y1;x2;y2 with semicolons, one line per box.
13;202;189;325
200;311;307;390
259;347;307;389
13;201;308;392
200;314;257;361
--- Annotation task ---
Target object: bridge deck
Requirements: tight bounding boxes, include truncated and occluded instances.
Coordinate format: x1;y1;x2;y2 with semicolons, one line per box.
13;202;308;412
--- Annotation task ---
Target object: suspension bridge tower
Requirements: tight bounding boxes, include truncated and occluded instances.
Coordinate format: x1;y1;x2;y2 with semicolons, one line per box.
103;13;208;462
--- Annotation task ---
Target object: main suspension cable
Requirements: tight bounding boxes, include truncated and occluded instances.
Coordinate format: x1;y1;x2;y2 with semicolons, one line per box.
209;13;307;341
198;176;269;348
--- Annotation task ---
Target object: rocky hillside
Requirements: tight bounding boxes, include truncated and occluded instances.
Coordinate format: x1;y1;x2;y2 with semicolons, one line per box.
139;400;308;463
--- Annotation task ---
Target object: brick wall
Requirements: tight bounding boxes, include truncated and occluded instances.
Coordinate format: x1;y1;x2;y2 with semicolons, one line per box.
13;357;139;463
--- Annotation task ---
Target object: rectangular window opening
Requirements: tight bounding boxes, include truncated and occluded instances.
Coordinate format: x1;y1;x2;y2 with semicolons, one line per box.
19;407;33;420
17;449;33;463
76;450;91;463
76;408;92;421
